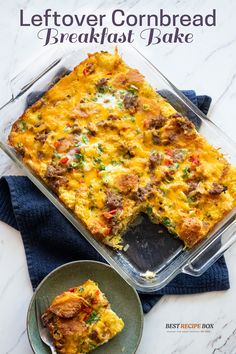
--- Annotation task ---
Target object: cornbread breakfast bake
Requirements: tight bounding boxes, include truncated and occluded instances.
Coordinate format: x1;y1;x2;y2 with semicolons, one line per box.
8;49;236;249
42;280;124;354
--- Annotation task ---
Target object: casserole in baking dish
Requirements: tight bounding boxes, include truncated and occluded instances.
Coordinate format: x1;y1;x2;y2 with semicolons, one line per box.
8;49;236;250
1;45;236;292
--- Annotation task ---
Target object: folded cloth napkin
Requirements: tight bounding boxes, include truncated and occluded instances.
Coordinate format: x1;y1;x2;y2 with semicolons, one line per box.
0;91;229;314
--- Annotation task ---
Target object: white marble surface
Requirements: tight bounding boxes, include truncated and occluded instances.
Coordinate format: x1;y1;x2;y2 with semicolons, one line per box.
0;0;236;353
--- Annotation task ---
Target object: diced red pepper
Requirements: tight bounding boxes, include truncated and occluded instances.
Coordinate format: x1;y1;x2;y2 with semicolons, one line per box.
83;68;89;76
83;63;95;76
54;141;60;149
103;209;117;220
103;212;113;220
189;155;200;166
83;308;92;321
68;287;75;292
165;148;174;157
60;157;69;164
164;159;172;166
143;119;148;128
92;291;99;304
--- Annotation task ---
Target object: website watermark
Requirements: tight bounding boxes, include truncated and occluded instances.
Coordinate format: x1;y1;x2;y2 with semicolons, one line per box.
165;323;214;333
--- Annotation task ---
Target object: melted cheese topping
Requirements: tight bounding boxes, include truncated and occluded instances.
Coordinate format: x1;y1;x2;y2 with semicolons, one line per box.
8;50;236;249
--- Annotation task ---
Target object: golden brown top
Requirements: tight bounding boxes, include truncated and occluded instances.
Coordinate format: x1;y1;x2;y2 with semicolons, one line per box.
8;49;236;248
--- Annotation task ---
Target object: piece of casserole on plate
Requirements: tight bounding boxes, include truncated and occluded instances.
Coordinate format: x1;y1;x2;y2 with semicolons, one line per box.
42;279;124;354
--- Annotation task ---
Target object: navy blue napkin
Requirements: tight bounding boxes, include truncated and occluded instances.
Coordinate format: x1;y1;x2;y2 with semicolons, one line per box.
0;91;229;314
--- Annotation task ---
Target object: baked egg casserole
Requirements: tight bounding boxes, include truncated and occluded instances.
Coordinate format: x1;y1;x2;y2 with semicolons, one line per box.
42;279;124;354
8;49;236;249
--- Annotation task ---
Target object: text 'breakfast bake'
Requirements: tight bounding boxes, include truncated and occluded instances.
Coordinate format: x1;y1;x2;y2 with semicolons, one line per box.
42;280;124;354
8;49;236;249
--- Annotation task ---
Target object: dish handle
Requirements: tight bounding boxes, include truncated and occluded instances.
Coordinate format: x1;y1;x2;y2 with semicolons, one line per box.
182;217;236;276
9;48;66;101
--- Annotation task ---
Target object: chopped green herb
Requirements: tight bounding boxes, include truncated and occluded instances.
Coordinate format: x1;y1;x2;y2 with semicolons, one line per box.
146;205;153;216
142;104;150;111
91;96;98;102
82;135;89;144
117;101;123;109
86;311;100;325
135;129;141;135
17;121;28;132
162;217;172;227
182;167;190;178
128;85;138;94
53;152;62;159
123;115;136;123
93;157;102;164
63;126;70;132
164;175;174;183
98;163;106;171
69;162;81;169
97;144;104;153
75;153;85;162
98;85;109;94
179;149;188;158
111;160;120;166
169;162;179;171
15;142;25;155
187;196;195;204
78;287;84;293
16;142;23;149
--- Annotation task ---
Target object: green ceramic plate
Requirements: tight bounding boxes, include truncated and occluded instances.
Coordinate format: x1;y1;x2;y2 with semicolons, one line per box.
27;260;143;354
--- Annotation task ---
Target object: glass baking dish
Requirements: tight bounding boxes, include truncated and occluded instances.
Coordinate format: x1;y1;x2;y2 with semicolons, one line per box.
0;44;235;293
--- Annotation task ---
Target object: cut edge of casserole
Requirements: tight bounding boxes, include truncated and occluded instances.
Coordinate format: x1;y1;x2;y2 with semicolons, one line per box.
8;49;236;250
42;279;124;354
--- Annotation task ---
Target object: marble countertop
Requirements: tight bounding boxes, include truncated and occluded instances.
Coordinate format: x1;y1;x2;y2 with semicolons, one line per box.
0;1;236;353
